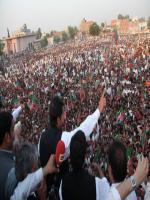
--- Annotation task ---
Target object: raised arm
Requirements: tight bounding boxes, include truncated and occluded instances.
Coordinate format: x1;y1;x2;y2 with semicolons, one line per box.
61;90;106;158
107;156;149;200
12;106;22;122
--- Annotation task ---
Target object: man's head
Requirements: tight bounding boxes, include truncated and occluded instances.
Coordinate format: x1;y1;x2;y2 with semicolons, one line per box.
108;140;127;183
49;95;65;128
15;142;39;181
70;130;87;171
0;112;14;150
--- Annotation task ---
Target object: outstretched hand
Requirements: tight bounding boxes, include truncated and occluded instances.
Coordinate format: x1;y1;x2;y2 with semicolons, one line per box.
98;89;106;113
134;155;149;187
43;155;59;176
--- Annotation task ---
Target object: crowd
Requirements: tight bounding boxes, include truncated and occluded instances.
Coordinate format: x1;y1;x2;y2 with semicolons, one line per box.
0;33;150;200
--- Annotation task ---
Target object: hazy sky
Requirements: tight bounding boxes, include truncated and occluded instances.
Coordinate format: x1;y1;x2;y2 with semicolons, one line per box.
0;0;149;38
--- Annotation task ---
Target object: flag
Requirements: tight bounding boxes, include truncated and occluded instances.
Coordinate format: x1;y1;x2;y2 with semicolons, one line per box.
116;107;124;118
78;88;86;102
117;113;124;122
129;63;133;69
145;81;150;87
29;94;39;104
11;96;19;105
15;79;26;89
30;103;38;112
127;147;132;159
116;107;124;122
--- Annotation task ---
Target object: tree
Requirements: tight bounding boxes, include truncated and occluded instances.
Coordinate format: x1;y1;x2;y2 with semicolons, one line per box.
46;33;50;38
118;14;124;20
62;31;68;42
68;26;78;39
0;40;4;55
101;23;105;28
147;17;150;29
118;14;130;20
36;28;42;39
50;30;55;37
89;23;100;36
124;15;130;20
139;17;145;22
40;36;48;47
53;36;61;44
23;24;27;30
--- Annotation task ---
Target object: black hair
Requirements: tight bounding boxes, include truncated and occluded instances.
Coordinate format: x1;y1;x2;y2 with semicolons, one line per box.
70;130;87;172
0;112;13;145
108;140;127;182
49;95;64;127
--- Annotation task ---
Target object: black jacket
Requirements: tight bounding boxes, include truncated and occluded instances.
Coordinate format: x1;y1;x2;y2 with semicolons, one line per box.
62;169;96;200
39;127;69;192
0;150;14;200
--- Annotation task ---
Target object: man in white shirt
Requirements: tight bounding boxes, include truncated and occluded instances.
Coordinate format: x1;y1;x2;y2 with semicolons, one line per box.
108;140;137;200
107;155;149;200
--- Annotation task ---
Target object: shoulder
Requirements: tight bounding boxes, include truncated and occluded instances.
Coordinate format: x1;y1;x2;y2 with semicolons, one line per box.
5;168;17;199
0;151;14;170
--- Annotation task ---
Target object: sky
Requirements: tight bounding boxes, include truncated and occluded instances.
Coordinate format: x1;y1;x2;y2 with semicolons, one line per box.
0;0;149;38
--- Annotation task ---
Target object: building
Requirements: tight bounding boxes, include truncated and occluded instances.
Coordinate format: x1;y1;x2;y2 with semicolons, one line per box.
111;19;129;34
139;21;147;31
111;18;148;35
33;39;42;50
128;21;140;34
119;19;129;34
79;18;94;33
4;24;36;55
47;37;54;46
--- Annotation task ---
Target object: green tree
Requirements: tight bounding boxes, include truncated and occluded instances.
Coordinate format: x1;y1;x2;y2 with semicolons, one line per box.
53;36;61;44
139;17;145;22
124;15;130;20
46;33;50;38
36;28;42;39
62;31;68;42
0;40;4;55
89;23;100;36
101;23;105;28
40;36;48;47
118;14;124;20
50;30;56;37
68;26;78;39
23;24;27;30
147;17;150;29
118;14;130;20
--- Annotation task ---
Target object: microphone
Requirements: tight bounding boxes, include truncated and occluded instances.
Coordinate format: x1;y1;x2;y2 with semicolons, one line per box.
55;140;65;167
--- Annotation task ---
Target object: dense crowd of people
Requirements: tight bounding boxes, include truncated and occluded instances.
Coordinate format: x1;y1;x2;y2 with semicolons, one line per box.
0;33;150;199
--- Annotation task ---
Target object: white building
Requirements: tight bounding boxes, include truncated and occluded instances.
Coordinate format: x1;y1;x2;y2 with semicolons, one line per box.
4;24;36;54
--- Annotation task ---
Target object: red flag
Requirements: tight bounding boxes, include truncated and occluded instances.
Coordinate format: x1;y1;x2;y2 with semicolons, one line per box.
145;81;150;87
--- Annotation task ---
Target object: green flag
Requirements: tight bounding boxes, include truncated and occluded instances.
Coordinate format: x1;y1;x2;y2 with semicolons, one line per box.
29;94;39;104
11;96;19;105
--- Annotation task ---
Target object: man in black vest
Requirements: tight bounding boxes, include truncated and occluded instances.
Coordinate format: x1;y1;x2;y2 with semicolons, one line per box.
59;131;110;200
39;95;68;196
39;92;106;196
